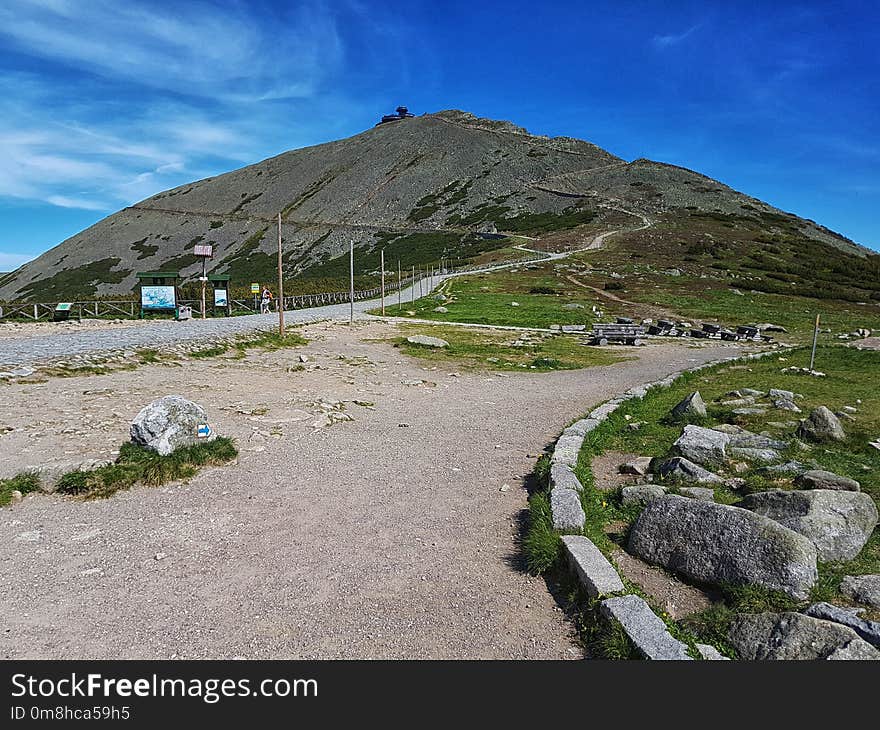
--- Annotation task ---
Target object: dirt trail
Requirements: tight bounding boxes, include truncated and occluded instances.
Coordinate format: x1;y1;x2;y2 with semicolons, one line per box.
0;319;738;659
564;274;677;321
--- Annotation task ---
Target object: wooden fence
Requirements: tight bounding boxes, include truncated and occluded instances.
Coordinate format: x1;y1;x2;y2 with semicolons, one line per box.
0;253;546;322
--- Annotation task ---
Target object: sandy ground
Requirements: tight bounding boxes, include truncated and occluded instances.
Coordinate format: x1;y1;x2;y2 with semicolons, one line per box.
0;319;740;659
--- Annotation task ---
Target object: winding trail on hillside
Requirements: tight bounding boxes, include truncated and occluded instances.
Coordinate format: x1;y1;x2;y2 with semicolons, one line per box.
0;211;654;367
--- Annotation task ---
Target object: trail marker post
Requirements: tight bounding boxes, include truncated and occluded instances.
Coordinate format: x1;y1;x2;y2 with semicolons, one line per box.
193;243;213;319
809;314;820;372
411;265;415;304
398;260;402;312
381;249;385;316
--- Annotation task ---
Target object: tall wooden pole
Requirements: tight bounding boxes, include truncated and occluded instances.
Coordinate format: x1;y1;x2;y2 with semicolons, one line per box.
277;213;285;336
398;260;402;312
809;313;820;372
380;249;385;316
200;255;207;319
349;240;355;326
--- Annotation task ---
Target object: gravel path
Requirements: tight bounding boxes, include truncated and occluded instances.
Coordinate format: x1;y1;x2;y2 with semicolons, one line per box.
0;320;739;659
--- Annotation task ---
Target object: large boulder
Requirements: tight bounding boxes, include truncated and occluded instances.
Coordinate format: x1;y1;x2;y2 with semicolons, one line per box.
740;489;878;562
655;457;723;484
627;495;817;600
728;612;880;660
406;335;449;348
671;391;707;420
671;425;729;466
794;470;860;492
130;395;212;456
796;406;846;443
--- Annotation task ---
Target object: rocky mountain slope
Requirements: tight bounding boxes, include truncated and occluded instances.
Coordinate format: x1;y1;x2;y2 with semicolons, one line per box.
0;109;870;301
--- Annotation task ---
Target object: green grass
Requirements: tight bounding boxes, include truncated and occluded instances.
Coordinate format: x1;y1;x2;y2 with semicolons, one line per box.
189;345;229;358
523;343;880;658
374;268;606;329
0;471;41;506
391;323;628;372
232;330;307;354
56;437;237;500
523;492;563;574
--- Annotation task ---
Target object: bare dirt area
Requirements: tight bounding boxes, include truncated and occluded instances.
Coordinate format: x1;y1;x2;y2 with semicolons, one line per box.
0;319;737;659
0;317;154;340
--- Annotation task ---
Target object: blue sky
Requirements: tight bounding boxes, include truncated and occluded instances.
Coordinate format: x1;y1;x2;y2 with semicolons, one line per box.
1;0;878;270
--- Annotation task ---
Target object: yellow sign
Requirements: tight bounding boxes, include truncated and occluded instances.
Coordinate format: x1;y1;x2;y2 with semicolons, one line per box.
250;283;260;294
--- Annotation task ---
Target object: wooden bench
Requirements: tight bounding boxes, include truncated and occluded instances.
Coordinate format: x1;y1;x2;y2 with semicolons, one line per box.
590;323;646;346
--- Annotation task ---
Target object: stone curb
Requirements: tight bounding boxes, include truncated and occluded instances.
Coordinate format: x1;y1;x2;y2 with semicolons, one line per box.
545;345;791;659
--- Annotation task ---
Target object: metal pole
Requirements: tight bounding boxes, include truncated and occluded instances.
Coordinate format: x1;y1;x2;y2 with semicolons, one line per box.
381;249;385;316
200;256;207;319
277;213;285;336
809;313;820;371
411;265;415;304
349;240;355;326
398;260;402;312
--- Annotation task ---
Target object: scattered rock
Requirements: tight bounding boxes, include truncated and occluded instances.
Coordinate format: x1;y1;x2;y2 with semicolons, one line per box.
732;407;768;415
840;575;880;609
9;490;23;504
561;535;625;598
672;425;729;466
678;486;715;502
696;643;729;660
619;457;653;476
130;395;212;456
510;301;520;307
804;602;880;648
772;398;802;413
671;391;707;420
740;388;765;397
727;446;783;463
621;484;667;507
405;335;449;348
655;457;724;484
562;303;585;310
741;489;878;562
757;461;809;477
722;397;755;407
627;495;818;600
796;406;846;443
432;306;449;313
729;612;880;660
794;470;860;492
727;431;787;450
598;594;693;660
768;388;798;401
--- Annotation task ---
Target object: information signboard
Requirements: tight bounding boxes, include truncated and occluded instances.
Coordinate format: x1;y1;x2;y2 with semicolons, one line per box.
214;289;228;307
141;285;177;310
250;282;260;294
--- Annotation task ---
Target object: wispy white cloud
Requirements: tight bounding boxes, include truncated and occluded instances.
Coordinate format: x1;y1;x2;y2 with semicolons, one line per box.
0;0;344;102
652;24;702;49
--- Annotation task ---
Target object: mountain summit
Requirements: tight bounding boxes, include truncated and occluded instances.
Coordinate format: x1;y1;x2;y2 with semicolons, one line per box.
0;109;867;301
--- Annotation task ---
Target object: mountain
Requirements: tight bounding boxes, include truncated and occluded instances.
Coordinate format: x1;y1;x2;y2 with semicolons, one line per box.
0;109;872;302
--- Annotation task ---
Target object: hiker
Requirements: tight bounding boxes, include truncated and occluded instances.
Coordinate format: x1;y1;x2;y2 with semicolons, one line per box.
260;286;272;314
